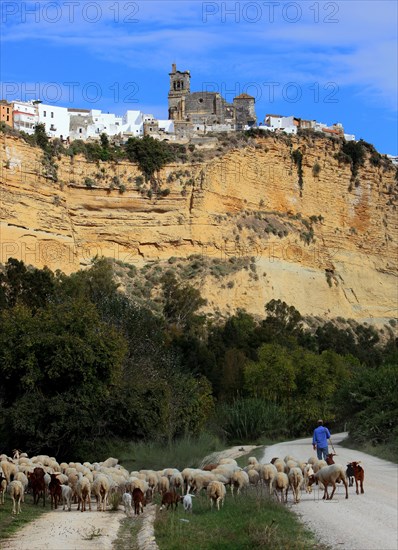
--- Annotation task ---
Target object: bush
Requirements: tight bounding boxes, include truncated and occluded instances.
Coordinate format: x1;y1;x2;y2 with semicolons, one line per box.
312;162;321;177
219;399;287;442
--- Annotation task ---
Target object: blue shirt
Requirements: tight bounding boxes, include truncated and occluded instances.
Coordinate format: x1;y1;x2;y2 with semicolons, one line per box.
313;425;331;448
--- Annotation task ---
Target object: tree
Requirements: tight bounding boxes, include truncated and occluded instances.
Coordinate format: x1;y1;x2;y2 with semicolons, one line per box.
125;136;175;180
162;273;206;332
0;258;56;311
244;343;296;403
0;299;127;455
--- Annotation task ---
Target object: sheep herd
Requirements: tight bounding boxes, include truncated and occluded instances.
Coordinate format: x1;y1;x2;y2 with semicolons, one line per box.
0;449;361;519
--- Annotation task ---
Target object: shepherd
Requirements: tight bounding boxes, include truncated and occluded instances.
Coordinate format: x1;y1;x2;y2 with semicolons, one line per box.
312;419;331;461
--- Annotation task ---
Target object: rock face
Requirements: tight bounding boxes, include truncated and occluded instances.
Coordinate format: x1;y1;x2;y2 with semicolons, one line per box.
1;133;397;322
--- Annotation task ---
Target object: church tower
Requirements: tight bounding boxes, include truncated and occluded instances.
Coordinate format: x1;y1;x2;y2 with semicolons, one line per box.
168;63;191;120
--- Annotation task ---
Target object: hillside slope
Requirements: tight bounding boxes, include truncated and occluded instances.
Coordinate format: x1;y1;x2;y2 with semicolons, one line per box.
1;132;397;322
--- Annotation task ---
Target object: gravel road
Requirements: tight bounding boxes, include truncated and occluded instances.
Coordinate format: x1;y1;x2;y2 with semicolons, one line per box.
262;432;398;550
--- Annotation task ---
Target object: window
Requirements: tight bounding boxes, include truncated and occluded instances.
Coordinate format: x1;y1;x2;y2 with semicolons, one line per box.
6;116;9;121
79;128;82;134
43;111;46;117
51;112;54;118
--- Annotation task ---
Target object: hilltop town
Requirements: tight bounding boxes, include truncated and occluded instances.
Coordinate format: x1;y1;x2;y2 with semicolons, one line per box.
1;64;357;144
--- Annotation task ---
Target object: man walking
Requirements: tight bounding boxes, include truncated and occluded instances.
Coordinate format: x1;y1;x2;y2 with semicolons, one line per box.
312;419;331;460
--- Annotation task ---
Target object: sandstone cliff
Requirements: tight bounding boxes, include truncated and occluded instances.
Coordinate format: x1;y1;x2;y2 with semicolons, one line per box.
1;132;397;323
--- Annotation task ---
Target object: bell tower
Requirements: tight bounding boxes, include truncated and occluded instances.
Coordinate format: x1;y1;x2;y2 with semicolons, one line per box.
168;63;191;120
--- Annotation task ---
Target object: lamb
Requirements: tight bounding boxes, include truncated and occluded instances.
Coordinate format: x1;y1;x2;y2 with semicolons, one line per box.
247;456;259;467
261;463;278;496
347;461;364;494
272;472;289;503
61;485;72;511
288;467;304;504
231;470;249;496
183;493;195;513
159;490;181;511
122;492;132;515
8;480;24;515
308;464;348;500
303;464;315;493
207;481;226;511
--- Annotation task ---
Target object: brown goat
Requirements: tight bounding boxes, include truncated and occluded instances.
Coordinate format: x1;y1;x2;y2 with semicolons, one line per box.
325;453;337;465
28;468;46;507
347;461;364;494
49;474;62;509
132;488;146;515
160;490;181;511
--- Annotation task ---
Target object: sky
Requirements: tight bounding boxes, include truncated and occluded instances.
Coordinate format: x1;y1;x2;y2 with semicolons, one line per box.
1;0;397;154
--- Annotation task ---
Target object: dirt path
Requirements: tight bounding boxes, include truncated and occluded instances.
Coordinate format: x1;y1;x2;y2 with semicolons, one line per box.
262;432;398;550
2;506;124;550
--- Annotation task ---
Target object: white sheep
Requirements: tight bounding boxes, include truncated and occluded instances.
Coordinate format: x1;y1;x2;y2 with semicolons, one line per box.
14;472;28;502
189;472;216;494
207;481;226;510
272;472;289;503
272;458;285;473
76;474;91;512
61;484;72;511
101;457;119;468
309;464;348;500
231;470;249;496
260;463;278;496
288;467;304;504
92;474;111;511
170;472;184;495
0;461;17;484
8;480;23;515
158;476;170;495
247;469;260;489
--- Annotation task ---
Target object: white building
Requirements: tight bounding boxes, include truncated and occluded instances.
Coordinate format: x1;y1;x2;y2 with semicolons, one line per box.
38;103;69;139
12;100;39;134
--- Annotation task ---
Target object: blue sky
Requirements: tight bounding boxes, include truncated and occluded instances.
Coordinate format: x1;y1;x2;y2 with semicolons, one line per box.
1;0;397;154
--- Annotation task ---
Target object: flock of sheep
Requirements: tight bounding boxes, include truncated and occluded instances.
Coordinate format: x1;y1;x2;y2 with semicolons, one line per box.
0;449;357;519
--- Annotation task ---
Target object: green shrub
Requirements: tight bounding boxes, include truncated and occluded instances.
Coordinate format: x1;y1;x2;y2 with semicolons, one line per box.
219;399;287;442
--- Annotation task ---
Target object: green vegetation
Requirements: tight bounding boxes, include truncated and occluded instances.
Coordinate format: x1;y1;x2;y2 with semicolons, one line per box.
0;258;396;460
0;494;48;540
154;492;322;550
291;149;304;195
104;432;224;473
113;517;141;550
